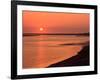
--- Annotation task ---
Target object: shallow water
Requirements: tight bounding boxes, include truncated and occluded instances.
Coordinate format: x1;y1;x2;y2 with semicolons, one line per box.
23;35;89;68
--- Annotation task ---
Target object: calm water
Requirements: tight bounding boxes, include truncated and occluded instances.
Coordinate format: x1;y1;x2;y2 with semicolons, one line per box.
23;35;89;68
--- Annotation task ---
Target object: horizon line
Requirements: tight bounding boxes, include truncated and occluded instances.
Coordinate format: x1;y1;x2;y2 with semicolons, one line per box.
23;33;89;36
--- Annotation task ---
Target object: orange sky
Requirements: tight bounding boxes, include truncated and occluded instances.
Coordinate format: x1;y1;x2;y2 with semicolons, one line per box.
23;11;89;34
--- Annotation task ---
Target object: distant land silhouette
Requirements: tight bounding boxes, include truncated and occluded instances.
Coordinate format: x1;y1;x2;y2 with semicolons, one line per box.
60;41;89;46
23;33;89;36
48;44;89;67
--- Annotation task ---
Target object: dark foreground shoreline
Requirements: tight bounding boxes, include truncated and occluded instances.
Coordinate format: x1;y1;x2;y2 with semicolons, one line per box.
48;45;89;67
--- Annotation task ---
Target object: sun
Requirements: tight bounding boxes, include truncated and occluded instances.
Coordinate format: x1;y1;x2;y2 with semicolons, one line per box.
40;27;43;31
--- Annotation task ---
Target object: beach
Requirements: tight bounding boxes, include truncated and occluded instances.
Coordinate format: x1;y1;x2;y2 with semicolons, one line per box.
48;44;89;67
23;35;89;68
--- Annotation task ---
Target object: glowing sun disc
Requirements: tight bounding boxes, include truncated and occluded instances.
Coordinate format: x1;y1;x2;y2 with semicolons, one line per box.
40;28;43;31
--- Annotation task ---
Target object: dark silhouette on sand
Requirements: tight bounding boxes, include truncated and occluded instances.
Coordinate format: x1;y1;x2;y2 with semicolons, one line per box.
48;44;89;67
